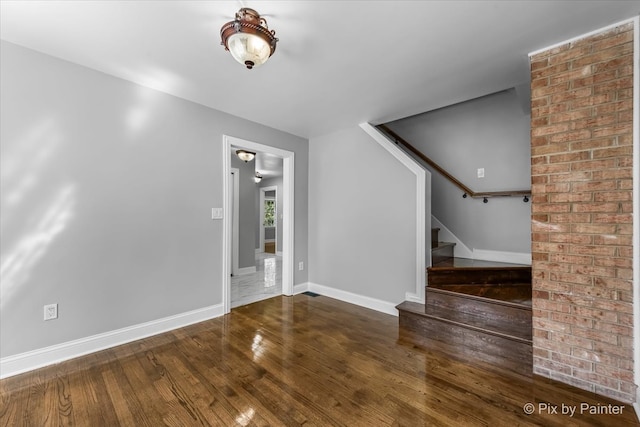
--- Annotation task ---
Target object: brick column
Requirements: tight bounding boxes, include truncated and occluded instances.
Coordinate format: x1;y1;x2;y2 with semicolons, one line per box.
530;21;635;403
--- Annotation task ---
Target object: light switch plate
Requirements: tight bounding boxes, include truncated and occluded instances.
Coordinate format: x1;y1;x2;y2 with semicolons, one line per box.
211;208;223;219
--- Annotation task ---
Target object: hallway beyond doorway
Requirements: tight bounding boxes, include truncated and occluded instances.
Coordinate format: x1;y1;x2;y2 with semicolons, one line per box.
231;252;282;308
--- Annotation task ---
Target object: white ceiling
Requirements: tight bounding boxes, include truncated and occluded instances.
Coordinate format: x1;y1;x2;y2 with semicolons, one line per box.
1;1;638;139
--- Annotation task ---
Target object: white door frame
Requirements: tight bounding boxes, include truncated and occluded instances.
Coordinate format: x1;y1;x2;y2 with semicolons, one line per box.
259;186;278;253
222;135;295;314
230;168;240;276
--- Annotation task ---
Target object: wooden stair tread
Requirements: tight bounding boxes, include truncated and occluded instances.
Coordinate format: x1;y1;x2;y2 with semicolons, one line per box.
431;241;455;249
397;301;532;343
430;257;530;269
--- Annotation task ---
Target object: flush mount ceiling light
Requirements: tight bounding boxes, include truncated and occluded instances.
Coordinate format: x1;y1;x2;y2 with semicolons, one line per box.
236;149;256;162
254;172;263;183
220;7;278;69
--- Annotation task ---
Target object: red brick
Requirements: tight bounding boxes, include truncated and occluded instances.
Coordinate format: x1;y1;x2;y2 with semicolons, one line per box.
570;158;616;171
571;93;614;109
594;99;633;115
571;181;616;192
594;257;633;269
531;62;570;79
549;213;591;223
551;312;593;329
571;265;615;280
549;234;593;244
551;353;593;371
571;202;618;213
573;306;618;323
549;129;592;144
569;245;616;256
549;192;592;203
592;168;631;180
531;203;571;214
551;331;594;349
571;326;617;345
549;253;593;265
592;123;633;138
531;163;571;175
593;234;632;246
571;137;615;151
592;146;632;159
572;43;634;68
548;171;592;182
592;322;632;339
594;76;634;94
572;113;617;130
593;277;632;291
592;213;631;223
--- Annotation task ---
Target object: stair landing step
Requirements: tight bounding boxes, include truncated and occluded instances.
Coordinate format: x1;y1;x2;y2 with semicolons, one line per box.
397;301;532;376
398;301;531;343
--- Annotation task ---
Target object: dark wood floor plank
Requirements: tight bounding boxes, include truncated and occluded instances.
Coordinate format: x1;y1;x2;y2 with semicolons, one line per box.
1;294;638;426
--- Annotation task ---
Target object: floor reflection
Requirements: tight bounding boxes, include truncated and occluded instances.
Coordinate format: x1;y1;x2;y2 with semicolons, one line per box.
230;253;282;308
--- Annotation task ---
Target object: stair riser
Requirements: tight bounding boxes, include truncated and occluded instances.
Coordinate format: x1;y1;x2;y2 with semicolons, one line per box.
431;245;454;265
426;288;531;330
431;228;440;248
399;312;532;376
428;268;531;286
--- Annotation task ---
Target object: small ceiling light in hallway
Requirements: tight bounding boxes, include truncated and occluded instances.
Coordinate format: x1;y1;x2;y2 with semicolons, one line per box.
220;8;278;69
254;172;263;183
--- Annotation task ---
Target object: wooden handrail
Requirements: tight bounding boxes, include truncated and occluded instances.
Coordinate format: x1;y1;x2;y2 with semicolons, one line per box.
376;124;530;201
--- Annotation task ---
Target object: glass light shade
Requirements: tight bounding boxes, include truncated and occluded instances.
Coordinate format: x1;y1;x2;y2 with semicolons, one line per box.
254;173;263;183
236;150;255;162
227;33;272;69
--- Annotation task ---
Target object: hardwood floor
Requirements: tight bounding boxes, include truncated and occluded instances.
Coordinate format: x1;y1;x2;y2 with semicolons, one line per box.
1;294;638;426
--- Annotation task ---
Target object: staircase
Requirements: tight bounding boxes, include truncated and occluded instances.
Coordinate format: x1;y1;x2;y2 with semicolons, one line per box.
430;227;455;265
397;228;532;375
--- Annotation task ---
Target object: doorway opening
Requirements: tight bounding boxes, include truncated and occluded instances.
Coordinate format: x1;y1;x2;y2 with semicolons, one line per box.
222;135;294;314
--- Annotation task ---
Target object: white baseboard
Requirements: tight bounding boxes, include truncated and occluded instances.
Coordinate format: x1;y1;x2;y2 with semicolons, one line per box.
236;266;257;275
634;402;640;423
405;292;425;304
255;248;263;254
293;282;310;294
0;303;224;379
276;251;283;257
308;283;398;317
472;249;532;265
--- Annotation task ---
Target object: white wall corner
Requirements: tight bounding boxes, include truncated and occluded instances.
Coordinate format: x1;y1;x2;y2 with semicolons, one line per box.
308;283;398;317
0;303;225;379
293;282;310;294
359;122;426;304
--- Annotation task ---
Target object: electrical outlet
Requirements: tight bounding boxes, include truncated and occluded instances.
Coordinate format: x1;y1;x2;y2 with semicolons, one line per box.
298;262;304;271
44;303;58;321
477;168;485;178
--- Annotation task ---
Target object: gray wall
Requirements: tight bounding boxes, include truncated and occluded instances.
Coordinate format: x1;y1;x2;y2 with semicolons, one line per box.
308;125;417;303
231;154;257;269
386;89;531;254
0;41;309;358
